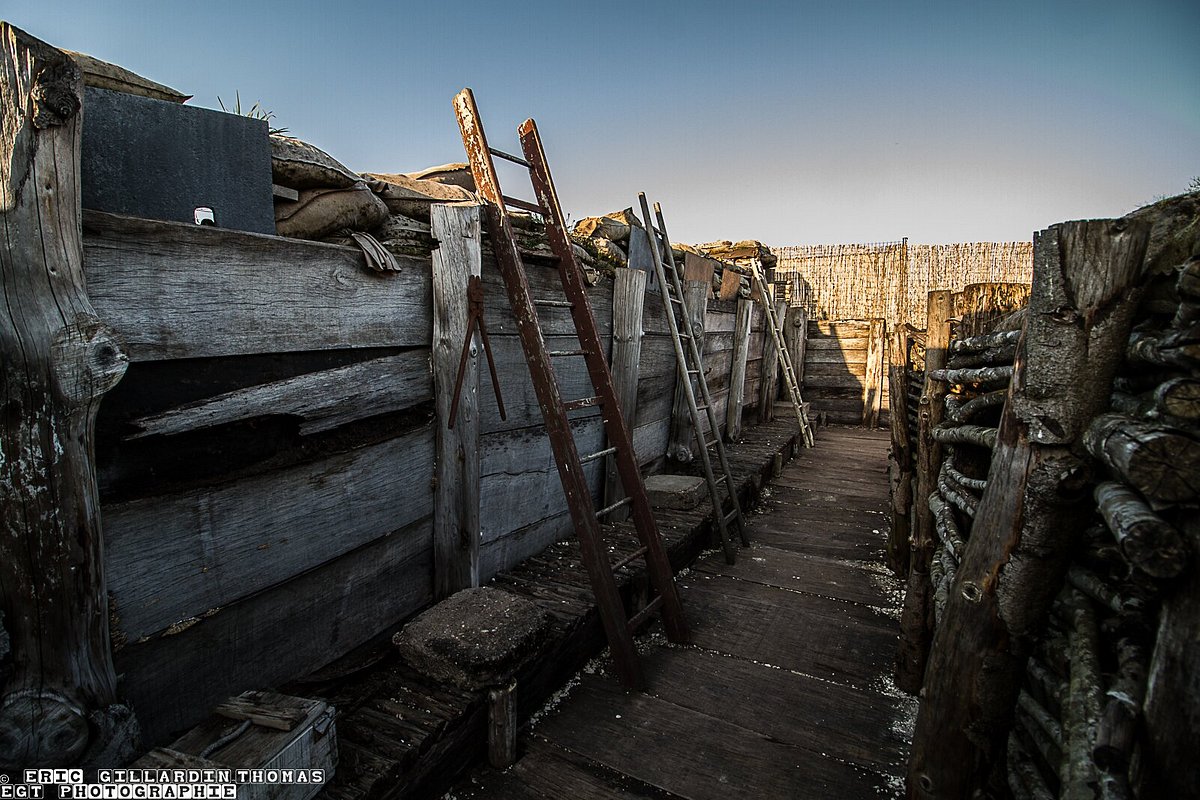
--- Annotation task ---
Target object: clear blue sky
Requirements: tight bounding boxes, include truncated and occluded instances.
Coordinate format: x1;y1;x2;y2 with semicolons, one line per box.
11;0;1200;245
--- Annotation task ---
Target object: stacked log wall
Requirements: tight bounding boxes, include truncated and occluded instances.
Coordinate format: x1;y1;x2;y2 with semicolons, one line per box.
901;194;1200;798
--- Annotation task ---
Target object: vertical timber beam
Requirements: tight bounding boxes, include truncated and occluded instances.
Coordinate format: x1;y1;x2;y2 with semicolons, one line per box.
667;279;709;461
887;325;913;576
895;290;952;693
431;202;483;598
725;297;754;442
907;219;1150;799
0;25;137;766
604;268;646;520
757;295;786;423
862;317;886;428
784;305;808;396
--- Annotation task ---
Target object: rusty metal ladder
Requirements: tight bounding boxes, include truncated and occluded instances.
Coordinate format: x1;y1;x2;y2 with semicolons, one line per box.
638;195;749;564
453;88;689;689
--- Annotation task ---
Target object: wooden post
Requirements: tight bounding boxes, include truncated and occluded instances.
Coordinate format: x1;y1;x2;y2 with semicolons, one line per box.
604;268;647;520
895;290;952;693
431;202;483;598
757;295;786;423
862;318;886;428
0;25;138;766
667;279;709;461
725;298;754;442
907;219;1150;799
784;305;808;394
888;354;913;577
487;681;517;768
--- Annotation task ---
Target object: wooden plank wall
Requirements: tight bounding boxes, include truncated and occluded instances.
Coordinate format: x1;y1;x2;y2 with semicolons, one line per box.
82;212;769;743
801;319;890;426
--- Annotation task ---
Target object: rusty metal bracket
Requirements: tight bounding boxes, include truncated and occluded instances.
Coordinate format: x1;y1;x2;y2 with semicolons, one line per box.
449;275;506;429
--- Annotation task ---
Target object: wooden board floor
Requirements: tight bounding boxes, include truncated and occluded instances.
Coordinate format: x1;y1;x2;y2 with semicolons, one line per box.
450;426;915;799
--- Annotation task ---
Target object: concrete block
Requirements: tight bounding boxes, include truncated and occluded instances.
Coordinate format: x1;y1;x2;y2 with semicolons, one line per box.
82;87;275;234
644;474;707;510
392;587;550;690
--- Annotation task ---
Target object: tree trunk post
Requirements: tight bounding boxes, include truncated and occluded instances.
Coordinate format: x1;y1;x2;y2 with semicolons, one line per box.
0;24;138;766
667;279;708;461
906;219;1151;799
430;202;484;597
725;297;754;442
757;296;786;423
784;304;808;394
895;290;952;693
604;268;647;519
862;317;886;428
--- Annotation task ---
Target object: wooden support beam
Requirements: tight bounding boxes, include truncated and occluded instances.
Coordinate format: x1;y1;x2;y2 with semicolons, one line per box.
667;279;709;461
604;268;647;521
487;681;518;769
725;298;754;442
888;360;913;577
862;318;886;428
896;290;952;694
0;25;139;766
907;218;1151;799
431;203;484;598
757;296;786;423
784;305;809;394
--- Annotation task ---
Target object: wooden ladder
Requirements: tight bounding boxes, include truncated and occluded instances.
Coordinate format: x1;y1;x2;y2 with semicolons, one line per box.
638;195;749;564
453;88;689;689
748;259;815;448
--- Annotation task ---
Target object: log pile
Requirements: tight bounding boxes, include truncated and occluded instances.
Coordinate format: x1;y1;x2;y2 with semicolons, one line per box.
904;192;1200;799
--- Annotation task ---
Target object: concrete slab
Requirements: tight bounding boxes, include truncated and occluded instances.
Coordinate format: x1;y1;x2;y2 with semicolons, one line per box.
393;587;550;690
644;474;707;510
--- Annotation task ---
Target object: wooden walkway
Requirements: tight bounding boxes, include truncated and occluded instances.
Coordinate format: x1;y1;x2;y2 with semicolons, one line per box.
449;427;915;799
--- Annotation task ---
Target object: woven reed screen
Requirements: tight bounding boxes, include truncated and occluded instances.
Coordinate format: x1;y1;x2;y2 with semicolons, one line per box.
772;240;1032;328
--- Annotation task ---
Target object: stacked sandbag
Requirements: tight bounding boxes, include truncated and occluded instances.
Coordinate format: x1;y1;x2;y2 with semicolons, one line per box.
694;239;778;271
405;163;476;192
270;135;387;240
571;211;636;269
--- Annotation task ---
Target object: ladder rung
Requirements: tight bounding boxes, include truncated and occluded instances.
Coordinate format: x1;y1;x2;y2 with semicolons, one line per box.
712;473;728;485
564;395;602;411
549;349;589;357
580;446;618;464
668;295;684;305
723;508;740;523
534;299;574;308
627;595;664;631
502;194;548;215
489;147;531;168
687;368;700;375
695;403;709;411
610;546;649;572
595;496;633;518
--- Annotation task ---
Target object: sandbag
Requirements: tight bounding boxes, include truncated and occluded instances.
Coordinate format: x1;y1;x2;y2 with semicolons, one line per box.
573;215;630;243
590;237;628;267
405;162;476;192
274;182;388;240
362;173;475;220
271;135;361;190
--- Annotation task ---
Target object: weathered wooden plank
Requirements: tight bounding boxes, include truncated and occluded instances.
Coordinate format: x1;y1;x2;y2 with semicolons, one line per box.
116;518;434;744
104;425;435;642
697;544;895;607
806;337;871;351
604;269;647;521
0;28;134;765
786;305;809;388
431;203;484;597
536;675;882;800
127;350;432;438
757;299;787;422
640;647;909;774
809;321;871;337
678;575;898;689
804;373;866;389
480;420;604;542
83;211;432;360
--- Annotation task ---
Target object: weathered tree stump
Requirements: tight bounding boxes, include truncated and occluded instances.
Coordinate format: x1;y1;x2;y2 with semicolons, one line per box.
0;24;137;766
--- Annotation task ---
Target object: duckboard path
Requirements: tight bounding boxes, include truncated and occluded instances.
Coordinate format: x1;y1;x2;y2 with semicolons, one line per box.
449;426;915;800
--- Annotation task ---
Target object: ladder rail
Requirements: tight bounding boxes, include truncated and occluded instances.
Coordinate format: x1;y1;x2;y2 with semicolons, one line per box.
637;194;746;561
653;204;750;545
